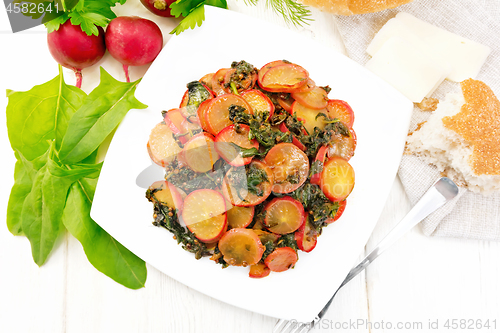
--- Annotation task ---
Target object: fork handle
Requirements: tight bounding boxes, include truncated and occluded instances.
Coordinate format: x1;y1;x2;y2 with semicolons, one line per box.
314;177;458;323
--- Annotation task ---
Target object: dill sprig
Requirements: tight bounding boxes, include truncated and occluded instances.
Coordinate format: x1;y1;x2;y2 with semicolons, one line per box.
242;0;312;27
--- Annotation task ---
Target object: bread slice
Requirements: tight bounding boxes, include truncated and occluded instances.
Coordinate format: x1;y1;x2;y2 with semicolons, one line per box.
298;0;414;15
406;79;500;194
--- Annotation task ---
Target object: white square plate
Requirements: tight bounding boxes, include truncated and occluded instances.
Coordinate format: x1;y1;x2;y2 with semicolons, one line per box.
91;6;413;322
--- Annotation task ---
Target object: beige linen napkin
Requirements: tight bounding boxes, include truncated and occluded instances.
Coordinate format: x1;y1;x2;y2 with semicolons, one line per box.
334;0;500;241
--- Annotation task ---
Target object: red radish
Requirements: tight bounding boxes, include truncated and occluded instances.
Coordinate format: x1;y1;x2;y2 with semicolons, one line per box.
327;128;357;161
291;101;328;134
47;21;106;89
105;16;163;82
295;214;318;252
264;247;298;272
264;196;305;234
147;122;182;167
199;73;215;90
258;60;290;84
179;90;189;108
182;189;227;243
204;94;253;135
179;132;219;173
218;228;265;266
320;157;355;202
310;145;328;185
259;64;309;92
211;68;230;96
289;78;316;93
325;200;347;223
291;86;329;110
140;0;175;17
277;95;295;113
264;143;309;194
222;160;274;207
148;181;184;211
214;124;259;166
241;90;275;117
227;206;255;229
249;263;270;278
197;99;213;133
326;99;355;128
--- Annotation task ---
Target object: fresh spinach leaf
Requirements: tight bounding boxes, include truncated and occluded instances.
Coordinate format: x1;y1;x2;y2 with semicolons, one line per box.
62;179;147;289
18;146;102;266
6;68;87;161
58;67;147;164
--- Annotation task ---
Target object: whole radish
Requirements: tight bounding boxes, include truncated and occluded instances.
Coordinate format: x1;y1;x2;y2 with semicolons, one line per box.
140;0;175;17
105;16;163;82
47;21;106;88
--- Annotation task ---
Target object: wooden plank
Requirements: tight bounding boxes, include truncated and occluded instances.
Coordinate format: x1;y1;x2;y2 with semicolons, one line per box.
365;177;500;331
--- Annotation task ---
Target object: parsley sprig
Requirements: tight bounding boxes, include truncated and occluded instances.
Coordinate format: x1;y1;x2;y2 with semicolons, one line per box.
45;0;126;36
169;0;312;35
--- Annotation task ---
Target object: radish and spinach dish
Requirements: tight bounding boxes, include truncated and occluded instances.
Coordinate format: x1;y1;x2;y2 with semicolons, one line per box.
146;60;356;278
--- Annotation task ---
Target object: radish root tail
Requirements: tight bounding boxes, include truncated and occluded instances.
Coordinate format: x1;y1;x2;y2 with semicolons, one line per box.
123;64;131;83
75;70;83;89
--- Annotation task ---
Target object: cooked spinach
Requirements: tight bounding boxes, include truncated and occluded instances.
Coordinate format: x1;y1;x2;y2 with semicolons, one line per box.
229;105;292;156
225;163;270;202
164;158;226;194
224;60;258;92
290;183;340;233
148;193;210;260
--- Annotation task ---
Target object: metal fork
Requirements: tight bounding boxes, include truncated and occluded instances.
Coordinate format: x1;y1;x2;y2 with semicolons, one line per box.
273;177;459;333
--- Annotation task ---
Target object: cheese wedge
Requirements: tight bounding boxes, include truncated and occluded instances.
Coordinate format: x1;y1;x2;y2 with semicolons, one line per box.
366;37;449;102
367;12;491;82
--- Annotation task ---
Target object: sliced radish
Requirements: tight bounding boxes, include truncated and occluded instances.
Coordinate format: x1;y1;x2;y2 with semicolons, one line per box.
205;94;253;135
278;122;306;151
199;73;215;90
147;122;182;167
264;247;297;272
264;143;309;194
241;90;275;117
258;60;289;85
295;214;318;252
264;196;305;234
196;99;213;133
291;86;329;110
148;180;184;211
249;262;270;278
227;206;255;229
164;108;189;143
211;68;230;96
277;95;294;114
179;90;189;108
180;132;219;173
320;157;355;202
326;99;354;128
214;124;259;166
310;145;328;185
327;128;357;161
291;101;328;134
222;160;274;207
259;64;309;92
288;78;315;93
218;228;265;266
182;189;227;243
325;199;347;223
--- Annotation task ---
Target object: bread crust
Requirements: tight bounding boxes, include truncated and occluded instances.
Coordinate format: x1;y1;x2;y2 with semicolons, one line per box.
298;0;414;15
